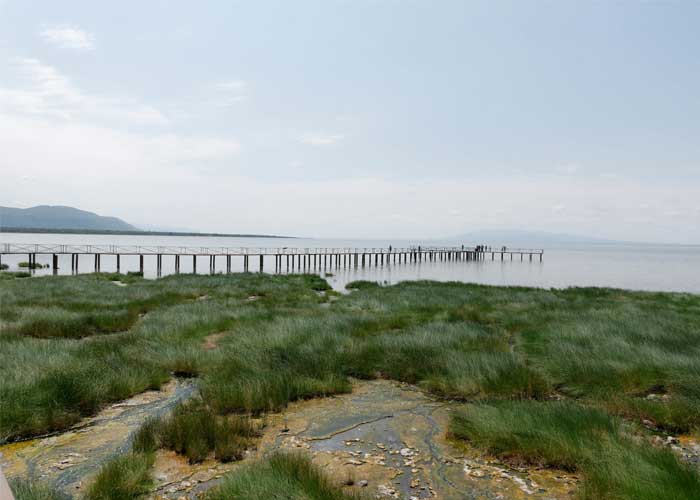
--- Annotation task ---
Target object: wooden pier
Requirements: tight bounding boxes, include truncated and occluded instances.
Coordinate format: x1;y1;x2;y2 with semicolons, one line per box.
0;244;544;275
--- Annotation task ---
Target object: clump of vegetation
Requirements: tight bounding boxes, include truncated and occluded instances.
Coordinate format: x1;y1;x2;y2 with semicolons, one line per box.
18;261;46;269
9;479;69;500
133;399;261;463
0;271;31;279
85;452;153;500
0;263;9;271
450;401;700;500
345;280;379;290
206;452;364;500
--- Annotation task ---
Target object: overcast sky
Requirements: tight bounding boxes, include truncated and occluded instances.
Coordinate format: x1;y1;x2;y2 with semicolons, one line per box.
1;1;698;242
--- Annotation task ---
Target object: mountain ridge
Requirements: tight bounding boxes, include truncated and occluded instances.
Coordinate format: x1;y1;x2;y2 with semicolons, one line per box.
0;205;137;232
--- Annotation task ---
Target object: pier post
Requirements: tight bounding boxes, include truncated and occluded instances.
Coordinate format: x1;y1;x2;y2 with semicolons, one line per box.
117;254;121;273
193;255;197;273
140;255;144;274
260;255;264;273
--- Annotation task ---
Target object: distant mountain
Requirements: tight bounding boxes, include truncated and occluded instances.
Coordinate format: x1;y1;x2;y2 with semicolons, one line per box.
444;229;617;246
0;205;136;232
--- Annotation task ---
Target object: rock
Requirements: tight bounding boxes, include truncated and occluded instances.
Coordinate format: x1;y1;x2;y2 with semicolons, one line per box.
358;479;368;487
377;484;397;497
400;448;413;457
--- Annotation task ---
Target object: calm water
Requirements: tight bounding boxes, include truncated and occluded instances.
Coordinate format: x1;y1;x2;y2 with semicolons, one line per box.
1;232;699;294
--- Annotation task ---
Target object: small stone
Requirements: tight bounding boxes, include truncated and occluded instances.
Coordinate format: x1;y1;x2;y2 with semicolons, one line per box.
358;479;368;487
400;448;413;457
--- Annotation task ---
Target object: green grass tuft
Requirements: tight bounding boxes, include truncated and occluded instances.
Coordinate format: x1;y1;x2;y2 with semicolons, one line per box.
132;399;260;463
206;452;364;500
86;452;153;500
450;401;700;500
9;479;69;500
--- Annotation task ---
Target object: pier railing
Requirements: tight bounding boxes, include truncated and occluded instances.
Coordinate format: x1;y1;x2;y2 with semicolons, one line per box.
1;243;544;256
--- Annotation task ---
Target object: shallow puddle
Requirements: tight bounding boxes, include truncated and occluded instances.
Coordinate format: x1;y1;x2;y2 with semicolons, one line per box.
256;380;578;500
0;379;196;497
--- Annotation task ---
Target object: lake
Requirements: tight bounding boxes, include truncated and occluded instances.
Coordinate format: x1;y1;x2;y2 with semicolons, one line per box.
1;232;699;294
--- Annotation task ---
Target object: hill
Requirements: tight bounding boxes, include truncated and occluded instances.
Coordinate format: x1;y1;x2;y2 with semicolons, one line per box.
0;205;136;232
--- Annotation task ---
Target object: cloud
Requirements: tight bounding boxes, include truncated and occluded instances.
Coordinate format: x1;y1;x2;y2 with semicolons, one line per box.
0;58;168;126
39;25;95;50
300;133;344;146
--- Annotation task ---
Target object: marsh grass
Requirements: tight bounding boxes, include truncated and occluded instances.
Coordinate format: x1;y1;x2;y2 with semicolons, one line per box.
450;401;700;500
0;263;8;271
344;280;379;290
132;399;260;463
9;479;69;500
18;262;46;269
206;452;364;500
85;452;153;500
3;275;700;498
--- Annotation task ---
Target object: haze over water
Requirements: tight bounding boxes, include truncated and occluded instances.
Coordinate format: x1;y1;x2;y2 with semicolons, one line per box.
2;232;699;294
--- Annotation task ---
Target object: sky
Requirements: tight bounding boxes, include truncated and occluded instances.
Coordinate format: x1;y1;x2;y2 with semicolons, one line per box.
1;1;699;242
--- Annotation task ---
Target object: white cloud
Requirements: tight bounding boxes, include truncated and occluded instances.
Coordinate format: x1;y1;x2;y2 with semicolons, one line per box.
0;58;168;126
39;25;95;50
300;133;344;146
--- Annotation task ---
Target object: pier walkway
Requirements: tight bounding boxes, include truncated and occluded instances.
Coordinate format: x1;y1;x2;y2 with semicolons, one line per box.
0;244;544;275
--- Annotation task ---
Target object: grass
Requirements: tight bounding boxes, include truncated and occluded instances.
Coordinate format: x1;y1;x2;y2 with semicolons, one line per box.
9;479;69;500
2;275;700;499
18;262;46;269
132;399;261;463
450;401;700;500
206;452;364;500
85;452;154;500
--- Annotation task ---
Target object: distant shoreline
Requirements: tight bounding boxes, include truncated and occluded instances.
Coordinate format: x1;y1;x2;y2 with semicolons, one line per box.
0;227;295;239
